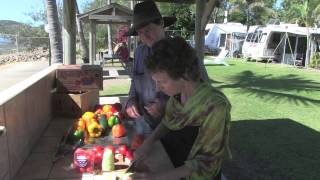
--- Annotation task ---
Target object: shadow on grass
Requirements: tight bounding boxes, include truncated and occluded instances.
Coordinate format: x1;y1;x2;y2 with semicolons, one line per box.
217;70;320;106
223;118;320;180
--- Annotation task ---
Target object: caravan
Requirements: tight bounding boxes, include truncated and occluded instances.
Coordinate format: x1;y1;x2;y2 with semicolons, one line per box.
242;24;308;65
204;23;247;56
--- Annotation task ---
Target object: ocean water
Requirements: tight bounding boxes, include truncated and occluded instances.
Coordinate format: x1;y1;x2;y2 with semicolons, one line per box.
0;37;14;52
0;37;11;44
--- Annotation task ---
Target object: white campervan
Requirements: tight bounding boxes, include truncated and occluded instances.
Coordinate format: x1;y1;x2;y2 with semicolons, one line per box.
204;23;247;56
242;24;308;65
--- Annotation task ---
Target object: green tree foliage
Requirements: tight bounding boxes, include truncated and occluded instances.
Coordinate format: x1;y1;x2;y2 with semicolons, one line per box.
158;3;195;39
26;0;63;25
0;20;48;50
227;0;277;30
279;0;320;27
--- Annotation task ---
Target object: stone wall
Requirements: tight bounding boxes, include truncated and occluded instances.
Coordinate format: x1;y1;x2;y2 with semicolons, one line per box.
0;47;48;65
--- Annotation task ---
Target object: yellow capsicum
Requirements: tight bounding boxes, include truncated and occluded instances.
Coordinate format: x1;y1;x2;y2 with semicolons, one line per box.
87;121;103;138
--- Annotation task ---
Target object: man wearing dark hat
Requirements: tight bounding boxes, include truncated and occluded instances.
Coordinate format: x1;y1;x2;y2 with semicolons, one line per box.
125;0;176;127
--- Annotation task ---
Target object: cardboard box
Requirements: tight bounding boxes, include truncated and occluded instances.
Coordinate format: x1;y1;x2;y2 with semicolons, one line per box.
52;90;99;118
56;65;103;93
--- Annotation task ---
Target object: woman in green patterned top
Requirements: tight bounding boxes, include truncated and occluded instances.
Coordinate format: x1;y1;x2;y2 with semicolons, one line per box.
131;36;231;180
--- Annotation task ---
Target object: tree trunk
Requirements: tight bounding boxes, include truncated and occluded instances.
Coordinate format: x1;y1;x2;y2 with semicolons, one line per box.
63;0;76;64
195;0;219;82
246;3;250;32
75;1;89;63
45;0;63;63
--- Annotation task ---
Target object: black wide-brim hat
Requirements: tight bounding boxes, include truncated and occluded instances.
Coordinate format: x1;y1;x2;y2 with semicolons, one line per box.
126;1;176;36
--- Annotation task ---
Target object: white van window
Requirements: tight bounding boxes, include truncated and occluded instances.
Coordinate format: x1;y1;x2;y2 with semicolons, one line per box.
253;30;263;43
267;32;281;49
219;34;226;47
246;33;254;42
205;29;210;35
260;33;267;43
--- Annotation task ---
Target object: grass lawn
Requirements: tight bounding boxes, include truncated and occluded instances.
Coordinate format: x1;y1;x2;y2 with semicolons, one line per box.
100;79;131;96
207;59;320;180
101;59;320;179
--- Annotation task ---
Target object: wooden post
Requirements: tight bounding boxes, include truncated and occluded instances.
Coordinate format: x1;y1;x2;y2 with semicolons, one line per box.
15;33;19;52
63;0;76;64
107;0;113;56
131;1;137;51
89;20;96;64
127;22;131;58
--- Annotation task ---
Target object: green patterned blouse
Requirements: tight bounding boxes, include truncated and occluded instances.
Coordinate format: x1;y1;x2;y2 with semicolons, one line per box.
162;82;231;179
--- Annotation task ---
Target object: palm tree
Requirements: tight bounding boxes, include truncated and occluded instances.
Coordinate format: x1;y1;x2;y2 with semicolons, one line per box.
75;0;89;63
45;0;63;63
283;0;320;27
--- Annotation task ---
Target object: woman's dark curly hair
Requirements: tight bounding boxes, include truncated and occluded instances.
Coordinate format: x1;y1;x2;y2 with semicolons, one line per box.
145;36;200;81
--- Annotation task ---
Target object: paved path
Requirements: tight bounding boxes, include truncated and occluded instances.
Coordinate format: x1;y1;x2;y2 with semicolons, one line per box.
0;61;49;92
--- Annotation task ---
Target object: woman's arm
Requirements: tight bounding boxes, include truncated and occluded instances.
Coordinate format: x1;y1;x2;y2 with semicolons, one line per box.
134;122;170;160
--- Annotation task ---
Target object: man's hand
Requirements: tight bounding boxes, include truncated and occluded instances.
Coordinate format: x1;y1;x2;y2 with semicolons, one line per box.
144;101;163;119
126;100;141;119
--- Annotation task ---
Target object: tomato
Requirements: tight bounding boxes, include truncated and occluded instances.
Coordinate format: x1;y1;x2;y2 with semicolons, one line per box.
117;145;128;155
79;167;86;173
86;167;93;173
113;103;122;112
131;134;144;150
110;106;118;114
112;124;126;138
125;149;134;160
92;146;104;153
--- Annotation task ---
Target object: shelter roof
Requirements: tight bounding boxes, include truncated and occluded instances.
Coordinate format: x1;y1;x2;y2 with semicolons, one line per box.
310;28;320;35
206;23;247;34
78;3;133;24
263;24;308;36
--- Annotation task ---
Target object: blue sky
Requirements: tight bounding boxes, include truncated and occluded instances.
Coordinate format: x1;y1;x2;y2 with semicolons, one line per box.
0;0;284;26
0;0;88;26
